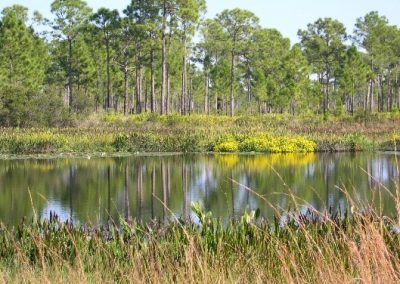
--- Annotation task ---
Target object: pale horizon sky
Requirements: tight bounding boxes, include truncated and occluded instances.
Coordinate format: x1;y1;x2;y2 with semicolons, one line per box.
1;0;399;44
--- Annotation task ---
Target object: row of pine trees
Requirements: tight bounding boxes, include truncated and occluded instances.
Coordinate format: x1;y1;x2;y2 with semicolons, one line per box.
0;0;399;126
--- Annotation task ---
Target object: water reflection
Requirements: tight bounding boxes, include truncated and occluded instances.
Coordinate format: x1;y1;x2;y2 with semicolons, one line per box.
0;153;398;225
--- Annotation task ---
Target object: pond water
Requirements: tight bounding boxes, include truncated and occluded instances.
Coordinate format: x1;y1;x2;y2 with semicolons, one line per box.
0;153;399;225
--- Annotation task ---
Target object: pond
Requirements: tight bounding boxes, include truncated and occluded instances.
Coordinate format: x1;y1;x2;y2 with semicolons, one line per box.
0;153;399;225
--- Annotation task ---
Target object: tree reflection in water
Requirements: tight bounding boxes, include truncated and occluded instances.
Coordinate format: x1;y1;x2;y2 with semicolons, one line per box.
0;153;397;226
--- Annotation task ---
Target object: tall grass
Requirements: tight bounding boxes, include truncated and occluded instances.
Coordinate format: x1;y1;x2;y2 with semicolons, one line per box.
0;179;399;283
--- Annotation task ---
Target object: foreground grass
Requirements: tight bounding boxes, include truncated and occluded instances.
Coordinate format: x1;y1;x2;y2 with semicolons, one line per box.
0;202;400;283
0;113;399;154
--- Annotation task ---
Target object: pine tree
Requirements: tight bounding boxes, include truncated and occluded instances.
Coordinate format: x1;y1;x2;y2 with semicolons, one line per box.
0;5;48;126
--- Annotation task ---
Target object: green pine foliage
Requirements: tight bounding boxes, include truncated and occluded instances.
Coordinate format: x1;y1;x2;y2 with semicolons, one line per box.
0;2;399;126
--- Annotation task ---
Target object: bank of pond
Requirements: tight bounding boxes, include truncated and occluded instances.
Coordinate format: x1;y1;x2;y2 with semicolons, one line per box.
0;128;398;154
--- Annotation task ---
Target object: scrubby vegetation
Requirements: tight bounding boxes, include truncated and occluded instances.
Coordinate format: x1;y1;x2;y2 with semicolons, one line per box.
0;114;398;154
0;194;399;283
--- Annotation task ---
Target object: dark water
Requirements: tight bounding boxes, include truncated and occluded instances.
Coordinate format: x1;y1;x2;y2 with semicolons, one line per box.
0;153;399;225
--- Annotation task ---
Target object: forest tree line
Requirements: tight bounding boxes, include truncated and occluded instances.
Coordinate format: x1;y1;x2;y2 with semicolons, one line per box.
0;0;399;126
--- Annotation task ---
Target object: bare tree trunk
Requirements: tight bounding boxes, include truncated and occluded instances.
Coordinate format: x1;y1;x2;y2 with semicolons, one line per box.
135;64;142;114
230;51;235;117
247;67;252;102
68;37;73;112
167;64;171;114
204;71;209;115
181;37;187;115
324;75;330;114
215;94;218;114
351;93;354;116
189;75;193;115
123;66;129;116
160;0;167;115
150;49;156;113
370;79;374;112
365;88;368;112
397;72;400;110
378;74;384;112
144;76;148;112
106;39;111;110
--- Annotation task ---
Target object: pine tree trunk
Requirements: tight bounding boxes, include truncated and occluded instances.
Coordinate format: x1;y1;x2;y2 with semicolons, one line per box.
167;64;171;114
106;39;111;110
365;81;370;112
123;66;129;116
378;74;384;112
135;64;142;114
143;76;148;112
150;49;156;113
397;72;400;110
230;51;235;117
370;79;374;112
204;71;209;115
325;75;330;114
68;37;73;111
160;0;167;115
188;75;193;115
181;42;187;115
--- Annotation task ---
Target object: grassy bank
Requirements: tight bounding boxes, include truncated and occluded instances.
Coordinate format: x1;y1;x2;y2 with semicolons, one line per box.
0;113;398;154
0;202;399;282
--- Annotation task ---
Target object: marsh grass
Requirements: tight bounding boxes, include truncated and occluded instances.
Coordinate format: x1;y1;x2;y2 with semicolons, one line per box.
0;175;399;283
0;114;398;154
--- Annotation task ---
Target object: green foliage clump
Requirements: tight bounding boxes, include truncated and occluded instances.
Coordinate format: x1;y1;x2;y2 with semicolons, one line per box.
315;133;376;152
0;130;67;154
112;132;208;153
380;133;400;151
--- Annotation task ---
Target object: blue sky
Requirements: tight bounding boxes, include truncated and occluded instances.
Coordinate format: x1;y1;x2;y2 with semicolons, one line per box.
1;0;400;44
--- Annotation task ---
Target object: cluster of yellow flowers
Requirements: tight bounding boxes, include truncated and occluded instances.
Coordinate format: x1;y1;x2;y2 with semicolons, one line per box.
214;134;316;153
213;141;240;152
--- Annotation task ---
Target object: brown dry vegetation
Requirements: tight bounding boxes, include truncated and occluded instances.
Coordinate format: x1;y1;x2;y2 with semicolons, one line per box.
0;183;399;283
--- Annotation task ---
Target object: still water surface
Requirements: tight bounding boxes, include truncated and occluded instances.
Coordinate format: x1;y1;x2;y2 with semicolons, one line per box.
0;153;399;225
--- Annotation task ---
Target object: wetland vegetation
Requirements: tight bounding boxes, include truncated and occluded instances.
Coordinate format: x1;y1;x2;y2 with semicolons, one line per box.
1;0;400;282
